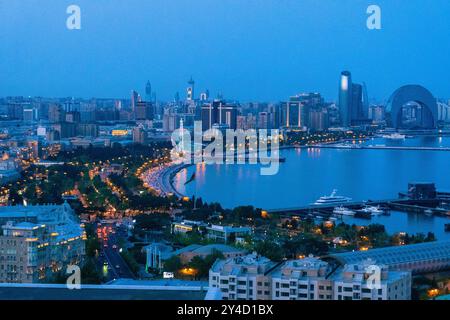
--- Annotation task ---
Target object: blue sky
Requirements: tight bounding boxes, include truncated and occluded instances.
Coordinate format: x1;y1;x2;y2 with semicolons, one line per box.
0;0;449;102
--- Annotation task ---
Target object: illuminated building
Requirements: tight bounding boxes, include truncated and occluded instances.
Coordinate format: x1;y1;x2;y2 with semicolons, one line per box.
338;71;367;127
209;252;276;300
208;255;411;300
0;202;85;283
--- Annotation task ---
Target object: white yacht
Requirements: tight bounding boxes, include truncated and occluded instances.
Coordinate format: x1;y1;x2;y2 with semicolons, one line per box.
381;133;406;140
313;190;352;206
333;206;356;216
359;205;384;216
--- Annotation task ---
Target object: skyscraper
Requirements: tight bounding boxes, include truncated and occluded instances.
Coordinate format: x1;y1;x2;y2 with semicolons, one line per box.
338;71;366;127
135;101;154;121
187;77;195;101
131;90;140;113
145;81;152;102
201;100;237;131
339;71;352;127
284;96;307;128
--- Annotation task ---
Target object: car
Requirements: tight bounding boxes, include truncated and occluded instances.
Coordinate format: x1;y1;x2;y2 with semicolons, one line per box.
112;245;117;249
115;265;120;269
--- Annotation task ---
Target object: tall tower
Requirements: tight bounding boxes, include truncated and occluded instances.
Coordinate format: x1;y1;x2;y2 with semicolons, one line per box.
187;76;195;101
145;81;152;102
339;71;352;127
362;82;369;118
131;90;140;113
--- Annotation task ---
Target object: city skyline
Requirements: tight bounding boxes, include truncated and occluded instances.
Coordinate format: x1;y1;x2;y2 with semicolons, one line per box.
1;0;449;101
1;0;450;303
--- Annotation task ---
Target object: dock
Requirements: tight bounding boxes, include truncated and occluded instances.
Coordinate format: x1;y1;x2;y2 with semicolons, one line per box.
306;145;450;152
267;198;450;220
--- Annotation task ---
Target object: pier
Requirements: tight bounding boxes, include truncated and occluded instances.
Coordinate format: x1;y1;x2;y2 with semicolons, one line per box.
306;145;450;152
268;198;450;220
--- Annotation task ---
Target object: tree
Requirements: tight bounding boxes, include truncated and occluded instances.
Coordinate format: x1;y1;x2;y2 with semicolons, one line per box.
254;240;284;262
164;256;182;273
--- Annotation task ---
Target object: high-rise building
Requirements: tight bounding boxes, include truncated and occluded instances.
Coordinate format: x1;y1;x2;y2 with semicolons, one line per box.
65;111;81;123
368;105;386;123
351;83;364;122
23;107;38;122
339;71;352;127
145;81;152;102
135;101;154;121
77;123;99;137
284;96;307;128
48;104;65;123
339;71;367;127
309;108;329;131
201;100;237;131
133;126;148;144
258;112;269;129
187;77;195;101
131;90;140;113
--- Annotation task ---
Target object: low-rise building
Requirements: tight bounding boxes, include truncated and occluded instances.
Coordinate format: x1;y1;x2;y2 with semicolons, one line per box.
206;225;252;243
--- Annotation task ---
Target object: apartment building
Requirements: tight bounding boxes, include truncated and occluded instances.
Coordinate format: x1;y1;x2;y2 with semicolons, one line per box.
332;262;411;300
271;257;334;300
209;252;278;300
0;202;86;283
208;254;412;300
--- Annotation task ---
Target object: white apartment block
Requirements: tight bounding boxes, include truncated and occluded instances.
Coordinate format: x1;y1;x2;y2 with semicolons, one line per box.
208;254;412;301
209;252;277;300
332;262;411;300
271;257;334;300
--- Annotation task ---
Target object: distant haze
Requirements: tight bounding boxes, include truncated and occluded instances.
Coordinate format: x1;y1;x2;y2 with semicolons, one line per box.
0;0;449;101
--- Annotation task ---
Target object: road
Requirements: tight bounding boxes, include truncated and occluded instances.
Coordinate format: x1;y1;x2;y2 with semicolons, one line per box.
97;223;135;281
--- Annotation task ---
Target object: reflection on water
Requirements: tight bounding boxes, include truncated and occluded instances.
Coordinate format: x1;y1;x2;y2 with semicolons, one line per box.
174;137;450;239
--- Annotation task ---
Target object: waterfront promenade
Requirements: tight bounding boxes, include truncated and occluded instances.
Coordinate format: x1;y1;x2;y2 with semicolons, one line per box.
141;162;189;198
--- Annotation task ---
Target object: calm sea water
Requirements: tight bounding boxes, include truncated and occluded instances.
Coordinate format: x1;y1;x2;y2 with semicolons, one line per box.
173;136;450;239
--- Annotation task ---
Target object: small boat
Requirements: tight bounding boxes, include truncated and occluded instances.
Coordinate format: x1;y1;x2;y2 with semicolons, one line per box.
424;209;433;216
358;205;384;216
381;133;406;140
369;206;384;216
333;206;356;216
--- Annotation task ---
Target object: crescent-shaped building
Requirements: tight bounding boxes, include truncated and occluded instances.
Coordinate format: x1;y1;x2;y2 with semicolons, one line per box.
386;85;438;129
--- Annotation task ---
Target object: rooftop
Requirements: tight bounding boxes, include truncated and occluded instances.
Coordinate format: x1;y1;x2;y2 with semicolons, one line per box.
328;240;450;273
